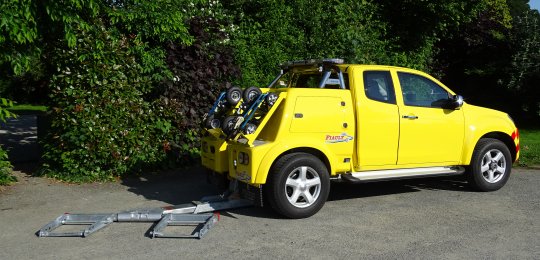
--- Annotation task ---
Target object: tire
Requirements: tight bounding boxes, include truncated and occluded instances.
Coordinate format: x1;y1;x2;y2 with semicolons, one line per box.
467;138;512;191
265;153;330;218
226;86;242;106
243;86;262;104
222;115;238;135
205;114;221;129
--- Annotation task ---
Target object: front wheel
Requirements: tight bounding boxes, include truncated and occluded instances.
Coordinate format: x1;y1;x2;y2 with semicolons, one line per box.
265;153;330;218
467;138;512;191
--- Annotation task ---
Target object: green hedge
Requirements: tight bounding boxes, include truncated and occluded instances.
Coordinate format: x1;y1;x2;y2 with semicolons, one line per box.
0;146;16;185
39;13;238;182
2;0;537;182
40;24;175;182
0;98;16;185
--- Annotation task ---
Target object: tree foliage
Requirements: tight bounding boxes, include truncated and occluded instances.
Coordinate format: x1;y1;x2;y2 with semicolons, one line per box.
1;0;200;181
223;0;439;87
1;0;539;181
506;9;540;124
161;17;240;154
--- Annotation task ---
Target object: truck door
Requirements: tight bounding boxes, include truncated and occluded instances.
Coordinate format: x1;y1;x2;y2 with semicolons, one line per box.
396;71;464;165
355;70;400;168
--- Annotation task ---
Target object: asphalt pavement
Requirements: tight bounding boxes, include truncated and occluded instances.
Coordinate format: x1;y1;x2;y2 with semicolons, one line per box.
0;115;40;163
0;166;538;259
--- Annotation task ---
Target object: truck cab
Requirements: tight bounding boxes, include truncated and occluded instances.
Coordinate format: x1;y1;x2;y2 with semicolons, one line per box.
201;59;520;218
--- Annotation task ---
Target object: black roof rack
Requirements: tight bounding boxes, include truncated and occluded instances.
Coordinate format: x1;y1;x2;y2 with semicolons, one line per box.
280;58;344;70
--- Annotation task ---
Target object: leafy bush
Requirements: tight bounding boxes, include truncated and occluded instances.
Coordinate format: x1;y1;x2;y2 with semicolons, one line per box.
160;16;240;157
2;0;538;183
222;0;439;87
0;97;16;185
0;146;16;185
40;24;175;182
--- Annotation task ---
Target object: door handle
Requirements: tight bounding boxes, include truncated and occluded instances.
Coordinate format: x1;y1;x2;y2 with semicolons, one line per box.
402;115;419;119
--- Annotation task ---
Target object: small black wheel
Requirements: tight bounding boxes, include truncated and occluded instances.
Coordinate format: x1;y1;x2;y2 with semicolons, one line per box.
226;86;242;106
467;138;512;191
265;152;330;218
205;114;221;129
243;86;262;104
222;115;238;135
265;92;279;107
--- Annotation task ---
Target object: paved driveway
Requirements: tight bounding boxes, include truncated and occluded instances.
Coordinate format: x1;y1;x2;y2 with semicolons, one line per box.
0;167;538;259
0;115;40;163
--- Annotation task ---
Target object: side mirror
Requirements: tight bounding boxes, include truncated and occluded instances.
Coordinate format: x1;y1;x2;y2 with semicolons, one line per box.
451;95;464;110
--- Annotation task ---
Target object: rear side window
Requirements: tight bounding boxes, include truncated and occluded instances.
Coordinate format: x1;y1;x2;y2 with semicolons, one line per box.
291;72;349;89
292;73;321;88
363;71;396;104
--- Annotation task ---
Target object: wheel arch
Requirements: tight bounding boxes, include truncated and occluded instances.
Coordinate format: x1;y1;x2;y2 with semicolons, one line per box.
480;132;517;162
466;132;517;164
254;146;333;184
274;147;331;174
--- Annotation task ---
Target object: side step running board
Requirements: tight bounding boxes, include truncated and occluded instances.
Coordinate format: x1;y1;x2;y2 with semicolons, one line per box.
341;166;465;182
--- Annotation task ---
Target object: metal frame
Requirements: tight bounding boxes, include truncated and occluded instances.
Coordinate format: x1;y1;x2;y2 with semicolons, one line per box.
151;213;218;239
205;91;226;121
38;192;253;239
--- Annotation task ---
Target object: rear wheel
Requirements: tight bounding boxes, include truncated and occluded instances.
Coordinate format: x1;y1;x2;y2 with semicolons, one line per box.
265;153;330;218
467;138;512;191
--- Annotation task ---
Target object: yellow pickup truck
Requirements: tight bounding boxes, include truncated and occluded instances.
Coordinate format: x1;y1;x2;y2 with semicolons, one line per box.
201;59;520;218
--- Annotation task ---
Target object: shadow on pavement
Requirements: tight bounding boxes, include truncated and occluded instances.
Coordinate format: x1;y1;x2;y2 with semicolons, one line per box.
121;167;472;220
328;175;472;202
0;115;40;163
12;162;39;176
120;166;223;206
235;175;472;219
120;166;284;219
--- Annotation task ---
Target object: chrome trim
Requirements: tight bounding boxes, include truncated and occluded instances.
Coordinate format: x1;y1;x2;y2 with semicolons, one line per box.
453;95;464;109
402;115;419;119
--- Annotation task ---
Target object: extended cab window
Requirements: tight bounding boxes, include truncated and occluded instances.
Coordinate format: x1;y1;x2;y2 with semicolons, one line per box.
290;72;349;89
363;71;396;104
291;73;321;88
398;72;452;108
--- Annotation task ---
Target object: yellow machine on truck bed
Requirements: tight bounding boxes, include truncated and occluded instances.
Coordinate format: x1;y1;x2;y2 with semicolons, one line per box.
201;59;520;218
